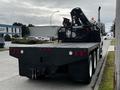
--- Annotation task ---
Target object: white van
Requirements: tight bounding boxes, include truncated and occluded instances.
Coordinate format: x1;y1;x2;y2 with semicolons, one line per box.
104;32;113;40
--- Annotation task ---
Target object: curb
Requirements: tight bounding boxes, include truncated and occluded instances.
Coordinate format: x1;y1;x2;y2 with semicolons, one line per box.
92;45;111;90
93;50;109;90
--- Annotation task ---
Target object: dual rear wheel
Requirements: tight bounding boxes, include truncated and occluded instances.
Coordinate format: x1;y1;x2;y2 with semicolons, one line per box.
88;49;99;82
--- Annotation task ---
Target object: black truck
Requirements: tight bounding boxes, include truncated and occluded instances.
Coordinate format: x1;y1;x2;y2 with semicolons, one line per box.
9;7;103;83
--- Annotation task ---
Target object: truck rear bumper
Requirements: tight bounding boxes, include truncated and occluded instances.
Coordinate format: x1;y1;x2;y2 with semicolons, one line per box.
9;47;88;66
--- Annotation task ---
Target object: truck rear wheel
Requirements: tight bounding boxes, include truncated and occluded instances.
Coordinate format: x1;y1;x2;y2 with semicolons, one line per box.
27;69;45;80
99;47;103;58
89;54;93;79
83;54;93;84
93;51;97;72
97;49;100;61
27;69;38;80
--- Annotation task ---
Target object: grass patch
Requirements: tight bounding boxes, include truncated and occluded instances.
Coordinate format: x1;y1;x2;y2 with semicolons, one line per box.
111;39;116;45
99;51;115;90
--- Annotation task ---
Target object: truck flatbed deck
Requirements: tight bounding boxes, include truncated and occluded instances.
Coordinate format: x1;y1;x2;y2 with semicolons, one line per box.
10;42;100;67
11;43;99;49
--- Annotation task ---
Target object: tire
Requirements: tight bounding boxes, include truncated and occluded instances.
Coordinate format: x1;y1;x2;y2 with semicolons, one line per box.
93;51;97;72
27;69;37;80
27;69;42;80
97;49;100;61
89;55;93;79
100;44;103;58
97;48;103;60
85;54;94;84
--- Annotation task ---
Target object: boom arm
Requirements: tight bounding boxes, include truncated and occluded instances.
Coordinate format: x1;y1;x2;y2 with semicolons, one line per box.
58;7;101;43
71;7;92;26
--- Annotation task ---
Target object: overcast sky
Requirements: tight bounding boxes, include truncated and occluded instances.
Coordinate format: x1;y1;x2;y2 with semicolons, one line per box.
0;0;116;32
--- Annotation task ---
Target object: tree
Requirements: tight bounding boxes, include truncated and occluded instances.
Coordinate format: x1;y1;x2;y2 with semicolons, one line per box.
21;25;30;37
4;34;11;41
28;24;34;27
13;22;30;37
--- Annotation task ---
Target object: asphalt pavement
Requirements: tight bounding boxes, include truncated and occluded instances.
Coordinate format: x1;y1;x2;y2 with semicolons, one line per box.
0;40;110;90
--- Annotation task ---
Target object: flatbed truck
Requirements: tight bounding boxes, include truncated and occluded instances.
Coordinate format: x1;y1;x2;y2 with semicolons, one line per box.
9;7;103;83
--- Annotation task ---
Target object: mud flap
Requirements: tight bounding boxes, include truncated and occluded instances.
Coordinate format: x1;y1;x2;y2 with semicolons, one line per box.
68;60;91;83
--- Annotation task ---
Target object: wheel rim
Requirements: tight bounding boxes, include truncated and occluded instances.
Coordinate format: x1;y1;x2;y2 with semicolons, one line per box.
94;52;97;69
89;55;92;77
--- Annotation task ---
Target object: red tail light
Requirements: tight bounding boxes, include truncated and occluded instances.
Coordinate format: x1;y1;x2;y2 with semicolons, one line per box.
73;51;88;57
10;48;21;57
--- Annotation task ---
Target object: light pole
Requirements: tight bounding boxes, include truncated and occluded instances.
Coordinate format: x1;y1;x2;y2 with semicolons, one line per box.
98;6;101;23
98;6;102;35
50;10;59;26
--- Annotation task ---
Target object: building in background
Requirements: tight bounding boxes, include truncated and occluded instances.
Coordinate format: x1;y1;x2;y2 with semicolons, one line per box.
29;26;60;38
0;24;22;37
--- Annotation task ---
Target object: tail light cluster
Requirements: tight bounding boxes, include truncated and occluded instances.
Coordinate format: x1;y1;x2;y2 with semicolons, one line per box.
10;48;22;57
69;50;88;57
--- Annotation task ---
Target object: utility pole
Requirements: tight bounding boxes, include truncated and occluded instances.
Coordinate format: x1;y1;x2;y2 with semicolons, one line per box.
115;0;120;90
98;6;102;35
